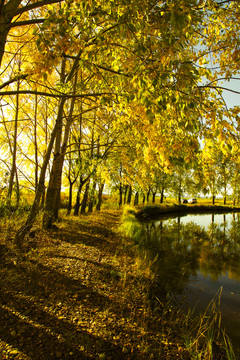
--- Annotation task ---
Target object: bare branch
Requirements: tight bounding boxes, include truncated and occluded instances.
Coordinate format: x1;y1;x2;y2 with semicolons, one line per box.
199;84;240;95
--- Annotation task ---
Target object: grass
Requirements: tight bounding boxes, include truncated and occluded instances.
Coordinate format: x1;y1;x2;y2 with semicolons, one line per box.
183;288;235;360
0;205;236;359
134;200;240;220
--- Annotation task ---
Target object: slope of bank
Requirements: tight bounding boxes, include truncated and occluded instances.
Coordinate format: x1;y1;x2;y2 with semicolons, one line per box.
135;203;240;220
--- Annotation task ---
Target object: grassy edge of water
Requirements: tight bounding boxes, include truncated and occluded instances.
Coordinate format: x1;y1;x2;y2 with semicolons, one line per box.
135;203;240;220
121;205;236;360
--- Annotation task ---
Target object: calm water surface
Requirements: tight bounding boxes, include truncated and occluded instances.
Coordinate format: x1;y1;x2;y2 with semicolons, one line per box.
129;212;240;356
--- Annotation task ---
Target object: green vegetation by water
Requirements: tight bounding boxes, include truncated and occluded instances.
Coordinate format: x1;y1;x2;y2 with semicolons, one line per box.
135;203;240;220
121;206;239;359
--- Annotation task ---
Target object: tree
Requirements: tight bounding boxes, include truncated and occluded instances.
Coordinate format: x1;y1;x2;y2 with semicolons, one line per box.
0;0;236;246
0;0;65;69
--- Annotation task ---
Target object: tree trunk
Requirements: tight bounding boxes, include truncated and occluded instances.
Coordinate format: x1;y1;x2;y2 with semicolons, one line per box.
0;1;66;69
146;187;151;203
0;13;11;69
142;193;145;205
134;191;139;206
74;179;84;216
152;191;156;204
81;182;90;214
66;132;78;216
7;76;20;206
160;188;164;203
14;115;60;247
124;185;128;204
223;185;227;205
43;64;78;228
67;181;74;216
178;189;181;204
127;185;132;204
96;182;104;211
15;170;20;207
14;49;81;246
212;194;215;205
34;93;39;190
40;185;45;209
42;100;65;229
119;183;123;208
88;180;96;212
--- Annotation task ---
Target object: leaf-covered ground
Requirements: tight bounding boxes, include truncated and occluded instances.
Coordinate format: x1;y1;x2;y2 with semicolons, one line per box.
0;210;216;359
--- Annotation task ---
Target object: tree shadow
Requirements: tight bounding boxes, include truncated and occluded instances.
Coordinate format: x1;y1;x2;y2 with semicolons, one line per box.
47;254;115;270
0;255;147;360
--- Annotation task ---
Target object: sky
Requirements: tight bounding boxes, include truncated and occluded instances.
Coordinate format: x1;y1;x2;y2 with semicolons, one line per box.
221;78;240;109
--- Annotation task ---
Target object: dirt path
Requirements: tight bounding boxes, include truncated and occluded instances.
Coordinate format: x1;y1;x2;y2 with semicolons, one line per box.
1;210;185;360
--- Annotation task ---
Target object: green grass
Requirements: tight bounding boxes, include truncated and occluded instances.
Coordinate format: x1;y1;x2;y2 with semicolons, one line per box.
134;201;240;220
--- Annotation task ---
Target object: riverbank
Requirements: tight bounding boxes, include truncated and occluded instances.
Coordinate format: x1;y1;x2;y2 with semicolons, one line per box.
0;209;233;359
135;203;240;220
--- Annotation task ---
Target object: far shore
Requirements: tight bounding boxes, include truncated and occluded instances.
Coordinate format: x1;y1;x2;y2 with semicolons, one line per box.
135;203;240;220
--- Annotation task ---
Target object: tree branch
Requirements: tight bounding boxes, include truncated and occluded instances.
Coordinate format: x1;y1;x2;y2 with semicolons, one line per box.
0;90;117;98
0;73;28;90
199;84;240;95
10;18;45;28
93;63;131;77
8;0;65;17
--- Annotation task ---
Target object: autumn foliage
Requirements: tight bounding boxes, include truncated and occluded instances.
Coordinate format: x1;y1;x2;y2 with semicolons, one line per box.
0;0;239;240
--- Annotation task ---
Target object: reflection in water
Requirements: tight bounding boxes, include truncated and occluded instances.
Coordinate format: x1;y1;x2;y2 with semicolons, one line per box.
123;212;240;355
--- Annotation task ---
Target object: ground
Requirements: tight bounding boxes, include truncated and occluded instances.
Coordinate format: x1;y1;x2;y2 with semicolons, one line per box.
0;207;233;360
0;209;192;360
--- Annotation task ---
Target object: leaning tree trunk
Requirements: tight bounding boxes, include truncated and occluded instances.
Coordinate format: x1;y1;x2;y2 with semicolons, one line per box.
42;100;65;229
14;113;61;247
7;76;20;207
14;49;80;246
43;67;78;228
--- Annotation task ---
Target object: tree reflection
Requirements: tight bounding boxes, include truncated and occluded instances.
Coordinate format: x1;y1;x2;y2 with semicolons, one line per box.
127;213;240;295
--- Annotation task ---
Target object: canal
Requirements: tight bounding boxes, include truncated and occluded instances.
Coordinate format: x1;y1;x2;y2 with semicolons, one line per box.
125;211;240;357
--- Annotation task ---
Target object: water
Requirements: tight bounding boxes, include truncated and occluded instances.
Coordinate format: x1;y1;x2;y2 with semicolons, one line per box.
127;212;240;356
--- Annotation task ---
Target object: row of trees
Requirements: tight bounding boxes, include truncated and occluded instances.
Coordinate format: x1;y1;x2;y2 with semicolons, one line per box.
0;0;239;245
